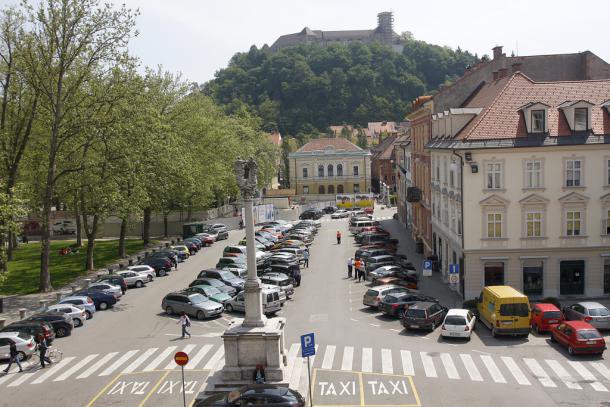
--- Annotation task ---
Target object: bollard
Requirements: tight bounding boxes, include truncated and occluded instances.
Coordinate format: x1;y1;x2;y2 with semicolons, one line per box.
0;319;5;329
71;285;77;294
19;308;26;320
56;292;62;302
128;259;134;266
39;300;47;310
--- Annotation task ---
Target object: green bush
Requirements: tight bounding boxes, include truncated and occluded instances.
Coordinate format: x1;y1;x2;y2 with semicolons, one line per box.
462;298;478;310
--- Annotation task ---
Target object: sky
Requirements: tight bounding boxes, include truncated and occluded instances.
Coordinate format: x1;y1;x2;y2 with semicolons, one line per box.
3;0;610;84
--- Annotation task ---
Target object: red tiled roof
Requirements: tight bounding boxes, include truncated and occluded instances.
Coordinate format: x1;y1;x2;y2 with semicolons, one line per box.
296;137;363;153
457;73;610;140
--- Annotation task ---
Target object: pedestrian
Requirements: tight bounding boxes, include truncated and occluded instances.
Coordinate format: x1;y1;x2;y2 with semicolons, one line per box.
2;339;22;373
303;250;310;268
353;259;361;280
336;230;342;244
178;312;191;339
37;334;52;368
347;257;353;278
293;267;301;287
253;364;266;384
357;265;363;282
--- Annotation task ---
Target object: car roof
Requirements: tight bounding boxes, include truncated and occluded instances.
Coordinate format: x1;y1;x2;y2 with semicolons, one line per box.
0;331;22;338
534;303;560;311
241;384;289;396
578;302;606;309
564;320;597;330
446;309;470;317
60;296;88;301
485;285;527;298
410;302;435;309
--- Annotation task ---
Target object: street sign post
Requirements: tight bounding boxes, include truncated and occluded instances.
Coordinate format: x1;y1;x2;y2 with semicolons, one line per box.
174;351;189;407
422;260;432;277
301;333;315;407
449;264;460;284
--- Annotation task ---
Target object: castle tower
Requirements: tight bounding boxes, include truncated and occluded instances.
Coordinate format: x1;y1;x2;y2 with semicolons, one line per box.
377;11;394;43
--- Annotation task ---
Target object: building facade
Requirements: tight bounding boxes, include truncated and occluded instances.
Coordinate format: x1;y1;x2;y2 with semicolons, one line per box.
428;72;610;300
288;138;371;196
371;134;398;194
394;135;413;229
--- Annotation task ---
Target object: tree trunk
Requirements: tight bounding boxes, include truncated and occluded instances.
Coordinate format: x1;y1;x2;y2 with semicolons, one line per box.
74;192;82;247
84;215;98;271
143;207;151;245
163;213;168;238
39;191;53;292
118;217;127;258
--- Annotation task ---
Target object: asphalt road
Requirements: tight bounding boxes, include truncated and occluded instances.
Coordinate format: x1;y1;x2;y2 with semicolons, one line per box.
1;206;609;407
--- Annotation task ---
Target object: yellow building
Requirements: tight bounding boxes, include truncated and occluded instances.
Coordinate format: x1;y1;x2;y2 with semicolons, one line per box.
288;138;371;196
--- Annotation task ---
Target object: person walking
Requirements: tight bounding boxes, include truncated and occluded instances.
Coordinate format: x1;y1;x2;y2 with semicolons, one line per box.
293;267;301;287
37;334;52;368
354;259;361;280
336;230;342;244
2;339;23;373
347;257;353;278
303;250;310;268
357;263;363;282
178;312;191;339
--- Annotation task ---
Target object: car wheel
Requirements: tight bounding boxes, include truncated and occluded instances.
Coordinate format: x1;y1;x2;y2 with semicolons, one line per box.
85;310;92;319
550;333;556;343
226;304;233;312
99;302;109;311
74;318;83;327
197;311;205;320
55;327;67;338
135;280;143;288
568;346;575;355
147;275;153;282
533;324;540;335
159;270;166;277
491;327;497;338
166;306;174;315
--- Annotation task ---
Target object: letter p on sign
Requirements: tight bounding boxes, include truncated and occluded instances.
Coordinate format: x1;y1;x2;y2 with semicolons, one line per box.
300;333;315;357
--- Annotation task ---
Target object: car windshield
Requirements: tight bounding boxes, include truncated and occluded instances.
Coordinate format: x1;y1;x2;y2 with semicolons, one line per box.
205;279;223;287
542;311;562;319
219;271;237;280
576;330;602;340
188;294;207;304
406;309;426;318
365;290;379;297
202;286;221;295
499;303;530;317
17;332;31;340
444;316;467;325
384;295;397;304
588;307;610;317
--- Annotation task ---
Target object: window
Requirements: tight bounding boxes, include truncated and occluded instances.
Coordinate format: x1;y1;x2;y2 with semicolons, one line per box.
566;210;581;236
486;162;502;189
523;260;543;296
318;165;324;178
327;164;333;177
500;303;529;317
607;158;610;185
487;213;502;238
604;259;610;294
302;167;308;178
449;168;454;188
327;185;334;194
353;165;359;176
565;159;582;187
484;262;504;286
526;212;542;237
303;185;309;194
353;184;360;193
574;108;588;131
337;164;343;176
605;209;610;235
525;160;542;188
318;185;325;194
337;184;344;193
531;110;545;133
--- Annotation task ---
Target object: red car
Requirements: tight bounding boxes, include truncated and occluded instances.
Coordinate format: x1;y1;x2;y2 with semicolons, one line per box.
359;226;389;235
530;303;563;334
550;321;606;355
363;207;374;215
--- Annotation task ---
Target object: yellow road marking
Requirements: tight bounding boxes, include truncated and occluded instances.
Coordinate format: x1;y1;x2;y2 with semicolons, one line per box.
138;370;171;407
358;371;365;406
408;376;421;406
85;373;123;407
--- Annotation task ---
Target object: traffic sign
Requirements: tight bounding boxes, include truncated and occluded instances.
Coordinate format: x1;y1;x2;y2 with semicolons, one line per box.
422;260;432;277
174;351;189;366
449;273;459;284
449;264;460;274
301;333;316;357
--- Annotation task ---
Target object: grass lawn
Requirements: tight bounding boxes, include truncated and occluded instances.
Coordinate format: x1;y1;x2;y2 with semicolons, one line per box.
0;239;154;295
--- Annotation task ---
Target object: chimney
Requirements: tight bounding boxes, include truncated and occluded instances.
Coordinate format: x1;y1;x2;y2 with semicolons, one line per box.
492;71;499;81
492;45;503;60
498;68;508;78
512;62;523;73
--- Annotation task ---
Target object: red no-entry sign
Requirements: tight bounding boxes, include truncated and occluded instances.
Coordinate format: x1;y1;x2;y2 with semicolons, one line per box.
174;351;189;366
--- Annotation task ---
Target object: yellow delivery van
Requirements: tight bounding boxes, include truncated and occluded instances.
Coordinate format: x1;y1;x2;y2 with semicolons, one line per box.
476;285;530;337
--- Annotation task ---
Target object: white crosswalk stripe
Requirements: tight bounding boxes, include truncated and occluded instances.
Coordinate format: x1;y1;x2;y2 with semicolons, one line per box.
203;347;224;371
460;354;483;382
77;352;118;379
361;347;373;372
481;355;506;384
545;359;582;390
381;349;393;374
341;346;354;371
420;352;437;378
8;364;39;387
185;345;213;370
568;361;608;392
54;354;98;382
524;358;556;388
321;345;335;370
143;346;177;371
99;350;139;376
590;362;610;380
122;348;158;373
400;350;414;376
286;344;300;377
440;353;459;380
500;356;530;386
31;357;76;384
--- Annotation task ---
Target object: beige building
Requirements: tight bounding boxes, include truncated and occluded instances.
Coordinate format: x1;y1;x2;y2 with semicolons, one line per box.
428;72;610;300
288;138;371;196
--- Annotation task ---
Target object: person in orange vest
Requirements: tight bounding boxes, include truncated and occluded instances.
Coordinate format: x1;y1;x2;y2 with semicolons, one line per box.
353;259;361;280
336;230;342;244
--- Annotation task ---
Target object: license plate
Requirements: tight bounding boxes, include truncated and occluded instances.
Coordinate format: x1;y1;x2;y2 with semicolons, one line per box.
502;321;512;325
547;320;558;323
449;332;459;336
587;341;597;345
411;325;419;328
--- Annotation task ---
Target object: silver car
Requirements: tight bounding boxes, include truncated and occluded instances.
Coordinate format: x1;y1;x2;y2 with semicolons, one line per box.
162;292;223;320
363;284;409;308
59;296;96;319
117;270;148;288
88;282;122;299
46;304;87;327
260;272;294;298
127;265;156;282
563;302;610;330
225;287;281;315
0;332;36;361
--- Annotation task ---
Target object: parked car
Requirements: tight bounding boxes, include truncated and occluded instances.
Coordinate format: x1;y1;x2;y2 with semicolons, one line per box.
209;223;228;234
374;269;418;290
73;288;117;310
363;207;374;215
401;302;448;331
369;265;407;282
51;219;77;235
272;247;305;263
256;231;278;243
476;285;531;337
199;269;245;292
189;277;237;296
162;292;223;320
88;282;122;299
551;321;606;355
1;321;55;345
299;209;323;220
220;265;248;278
260;272;295;298
530;303;564;334
183;240;201;254
225;288;281;315
194;233;215;247
362;285;408;309
150;250;179;267
563;302;610;331
194;384;305;406
203;225;228;241
355;248;392;262
185;285;233;304
184;237;203;250
171;245;190;261
116;270;148;288
364;254;398;273
95;275;127;294
296;219;321;229
46;304;87;327
323;206;337;214
380;293;438;317
26;312;74;338
358;241;398;253
127;265;156;282
140;257;172;277
330;209;349;219
58;296;96;319
0;332;37;362
216;257;247;272
440;309;476;340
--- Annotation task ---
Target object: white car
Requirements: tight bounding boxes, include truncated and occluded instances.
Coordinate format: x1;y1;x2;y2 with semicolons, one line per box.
58;296;96;319
116;270;148;288
440;309;476;340
331;209;349;219
46;304;87;327
88;282;122;299
127;265;155;282
51;219;77;235
0;332;37;361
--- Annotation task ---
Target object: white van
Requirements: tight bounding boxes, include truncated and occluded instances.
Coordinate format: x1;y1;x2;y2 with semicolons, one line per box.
225;286;282;315
349;220;376;234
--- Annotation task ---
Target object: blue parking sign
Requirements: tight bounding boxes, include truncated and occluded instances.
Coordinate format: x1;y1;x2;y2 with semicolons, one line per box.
300;333;315;357
449;264;460;274
423;260;432;270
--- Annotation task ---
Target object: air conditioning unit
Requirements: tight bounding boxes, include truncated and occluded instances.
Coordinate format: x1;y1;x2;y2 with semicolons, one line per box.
469;163;479;173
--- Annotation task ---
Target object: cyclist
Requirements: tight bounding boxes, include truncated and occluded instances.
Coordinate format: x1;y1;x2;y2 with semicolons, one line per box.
36;334;53;368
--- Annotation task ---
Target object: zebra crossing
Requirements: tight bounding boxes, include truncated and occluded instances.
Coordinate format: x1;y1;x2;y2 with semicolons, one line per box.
1;342;608;393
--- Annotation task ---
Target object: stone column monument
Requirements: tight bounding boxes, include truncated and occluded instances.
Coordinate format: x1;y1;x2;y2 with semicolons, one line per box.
218;158;287;385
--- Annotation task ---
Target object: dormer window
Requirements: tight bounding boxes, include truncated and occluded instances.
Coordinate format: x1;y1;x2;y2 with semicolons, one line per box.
558;100;594;133
574;108;588;131
531;110;546;133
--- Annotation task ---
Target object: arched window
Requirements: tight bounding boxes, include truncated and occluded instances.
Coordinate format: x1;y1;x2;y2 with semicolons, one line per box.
318;165;324;178
327;164;334;177
337;164;343;176
318;185;325;194
328;185;335;194
337;184;344;193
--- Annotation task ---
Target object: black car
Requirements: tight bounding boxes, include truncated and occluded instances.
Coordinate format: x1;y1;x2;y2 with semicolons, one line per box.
402;302;448;331
141;257;172;276
299;209;323;220
96;275;127;294
189;277;237;296
184;237;203;250
1;320;55;344
195;384;305;406
266;264;300;284
199;269;245;292
26;312;74;338
151;250;179;266
74;289;118;310
322;206;337;214
380;293;438;317
355;248;392;261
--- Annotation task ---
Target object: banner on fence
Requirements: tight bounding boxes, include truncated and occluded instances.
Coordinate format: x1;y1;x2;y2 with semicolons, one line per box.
336;194;374;209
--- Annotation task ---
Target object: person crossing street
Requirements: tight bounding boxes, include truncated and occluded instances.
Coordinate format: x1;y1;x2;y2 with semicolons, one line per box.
178;312;191;339
336;230;342;244
2;339;22;373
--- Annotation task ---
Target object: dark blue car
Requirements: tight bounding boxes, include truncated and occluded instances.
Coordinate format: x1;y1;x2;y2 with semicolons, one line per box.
74;289;117;310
